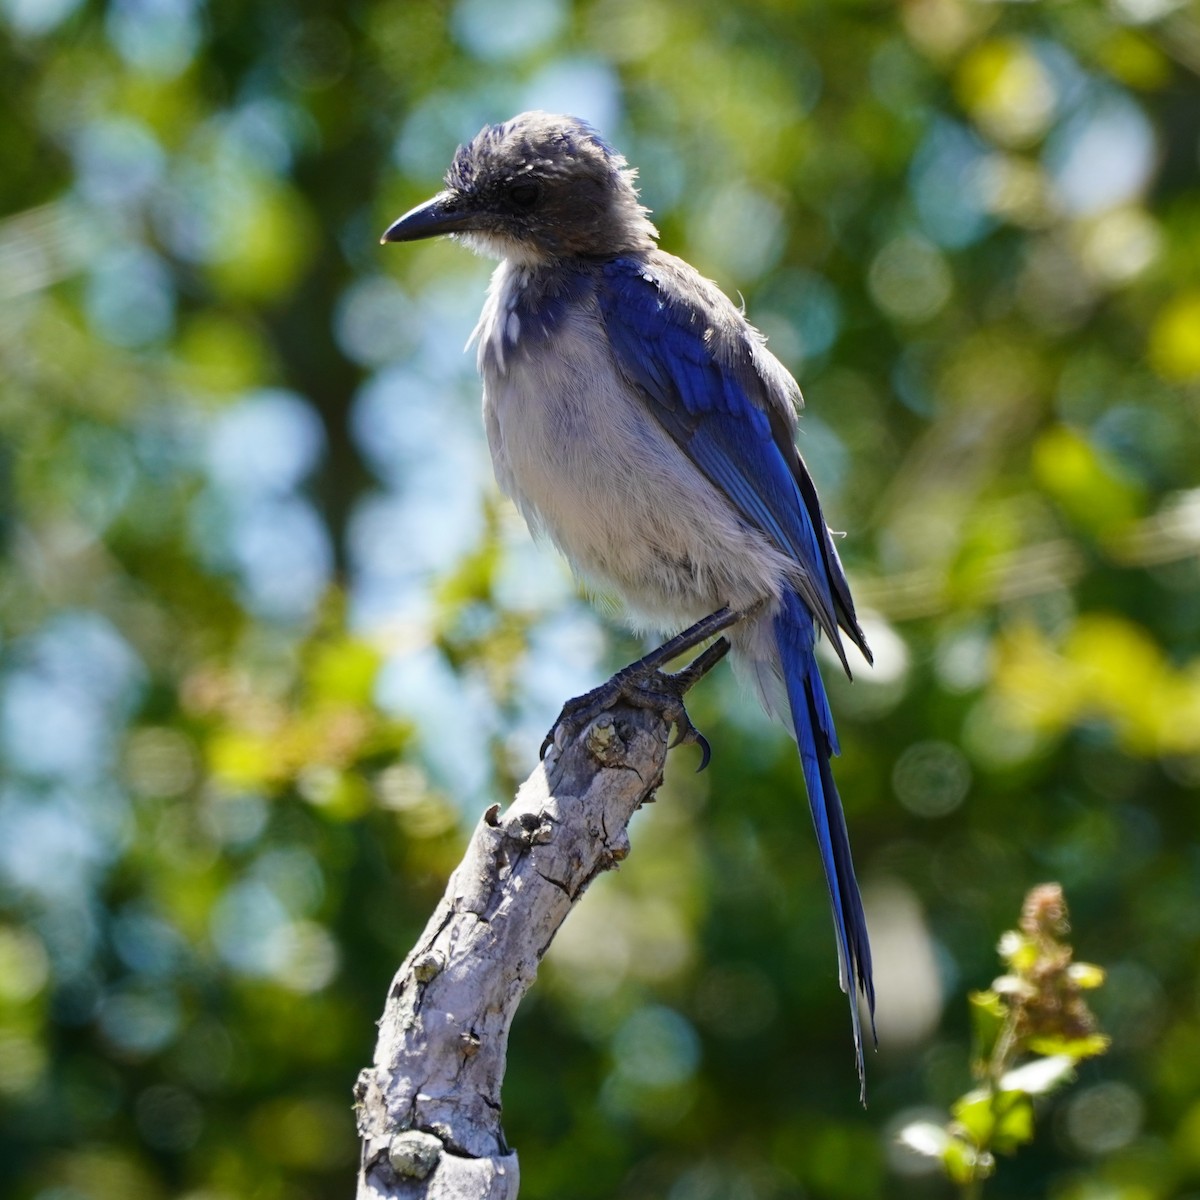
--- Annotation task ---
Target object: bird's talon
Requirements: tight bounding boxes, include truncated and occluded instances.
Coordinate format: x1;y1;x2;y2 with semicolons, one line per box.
538;624;732;769
665;709;712;771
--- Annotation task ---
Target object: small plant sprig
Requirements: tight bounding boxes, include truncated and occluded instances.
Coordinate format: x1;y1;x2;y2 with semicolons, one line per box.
900;884;1109;1194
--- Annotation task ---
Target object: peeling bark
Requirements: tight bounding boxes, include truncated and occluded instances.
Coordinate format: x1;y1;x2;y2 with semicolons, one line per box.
354;704;675;1199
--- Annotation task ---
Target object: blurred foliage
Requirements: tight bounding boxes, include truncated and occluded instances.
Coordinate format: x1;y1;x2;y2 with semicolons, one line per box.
1;1;1199;1199
900;884;1109;1191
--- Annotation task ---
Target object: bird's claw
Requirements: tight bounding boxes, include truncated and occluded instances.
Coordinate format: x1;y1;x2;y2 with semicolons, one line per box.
666;717;712;773
540;635;732;769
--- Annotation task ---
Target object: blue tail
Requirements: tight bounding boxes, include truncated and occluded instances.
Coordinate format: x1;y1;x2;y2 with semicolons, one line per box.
775;590;876;1101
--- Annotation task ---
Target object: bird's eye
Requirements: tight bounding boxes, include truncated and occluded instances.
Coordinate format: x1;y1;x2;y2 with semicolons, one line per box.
507;182;540;210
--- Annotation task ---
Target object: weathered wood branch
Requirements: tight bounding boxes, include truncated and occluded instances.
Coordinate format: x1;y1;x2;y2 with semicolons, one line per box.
354;702;677;1199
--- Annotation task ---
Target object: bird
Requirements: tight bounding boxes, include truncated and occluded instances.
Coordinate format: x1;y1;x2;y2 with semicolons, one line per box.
381;111;875;1097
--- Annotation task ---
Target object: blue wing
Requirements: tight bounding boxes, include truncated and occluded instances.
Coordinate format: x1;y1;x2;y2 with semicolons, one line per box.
597;257;870;670
598;255;876;1095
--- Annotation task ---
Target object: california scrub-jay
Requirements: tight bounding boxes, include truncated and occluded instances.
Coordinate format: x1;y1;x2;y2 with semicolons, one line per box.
382;111;875;1096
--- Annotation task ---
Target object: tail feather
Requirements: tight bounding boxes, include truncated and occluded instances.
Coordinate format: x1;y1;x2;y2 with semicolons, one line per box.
775;591;876;1101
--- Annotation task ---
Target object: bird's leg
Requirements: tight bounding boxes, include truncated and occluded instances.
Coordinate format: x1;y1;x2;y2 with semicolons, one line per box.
540;605;751;769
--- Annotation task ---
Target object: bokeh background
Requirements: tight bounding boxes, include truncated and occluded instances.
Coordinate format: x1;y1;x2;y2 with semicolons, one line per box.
3;0;1200;1196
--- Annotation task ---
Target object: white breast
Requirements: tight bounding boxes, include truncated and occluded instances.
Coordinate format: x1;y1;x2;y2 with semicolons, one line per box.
475;262;793;631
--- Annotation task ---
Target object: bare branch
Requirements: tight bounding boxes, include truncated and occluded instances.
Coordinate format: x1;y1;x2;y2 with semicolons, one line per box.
354;703;675;1199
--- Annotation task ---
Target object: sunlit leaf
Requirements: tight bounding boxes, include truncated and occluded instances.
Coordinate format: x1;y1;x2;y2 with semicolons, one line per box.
999;1055;1076;1095
953;1088;996;1145
990;1091;1034;1153
1025;1034;1112;1061
307;638;383;707
1149;292;1200;383
969;989;1007;1065
1068;961;1106;989
944;1137;994;1186
174;312;273;395
1031;425;1143;536
956;37;1057;147
208;729;283;788
897;1120;951;1158
205;181;318;302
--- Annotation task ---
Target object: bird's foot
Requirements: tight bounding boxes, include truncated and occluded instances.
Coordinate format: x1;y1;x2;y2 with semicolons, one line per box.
539;606;748;770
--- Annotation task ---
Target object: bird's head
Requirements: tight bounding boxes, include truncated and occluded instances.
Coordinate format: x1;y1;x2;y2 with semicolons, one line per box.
381;111;658;264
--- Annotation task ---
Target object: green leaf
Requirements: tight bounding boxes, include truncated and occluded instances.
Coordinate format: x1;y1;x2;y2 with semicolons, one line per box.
969;989;1007;1064
997;930;1038;972
952;1089;996;1146
1068;961;1106;989
990;1092;1034;1153
308;638;383;706
953;1088;1035;1156
944;1137;994;1186
1026;1034;1111;1060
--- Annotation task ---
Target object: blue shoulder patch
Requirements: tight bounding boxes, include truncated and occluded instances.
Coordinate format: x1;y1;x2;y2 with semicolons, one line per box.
506;267;594;352
597;259;838;633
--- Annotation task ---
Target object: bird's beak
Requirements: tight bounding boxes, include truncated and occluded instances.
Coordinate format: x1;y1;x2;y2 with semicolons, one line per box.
380;190;480;244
